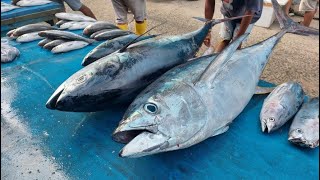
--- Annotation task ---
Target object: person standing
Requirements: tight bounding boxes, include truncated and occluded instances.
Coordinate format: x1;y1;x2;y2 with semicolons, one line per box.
299;0;319;27
203;0;263;52
55;0;97;19
111;0;147;35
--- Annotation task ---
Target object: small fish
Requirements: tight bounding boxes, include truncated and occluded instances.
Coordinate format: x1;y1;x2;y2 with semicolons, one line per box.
1;2;19;12
260;82;304;133
51;41;89;53
6;29;16;37
59;21;77;30
16;32;44;42
288;97;319;148
38;30;95;44
94;29;133;41
83;21;119;36
38;38;52;47
89;29;112;39
1;43;20;63
13;24;56;36
56;20;70;27
68;21;95;30
43;39;67;50
16;0;52;6
55;12;96;22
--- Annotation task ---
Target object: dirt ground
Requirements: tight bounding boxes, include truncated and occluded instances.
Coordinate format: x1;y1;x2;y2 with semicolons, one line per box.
66;0;319;96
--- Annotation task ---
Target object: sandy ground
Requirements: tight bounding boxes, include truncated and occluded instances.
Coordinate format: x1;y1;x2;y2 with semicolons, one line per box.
66;0;319;96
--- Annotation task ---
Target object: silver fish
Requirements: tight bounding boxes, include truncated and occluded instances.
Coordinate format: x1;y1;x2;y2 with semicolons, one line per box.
16;0;52;6
83;21;119;36
89;29;113;39
38;30;95;44
260;82;304;133
288;97;319;148
51;41;89;54
112;0;318;157
56;20;70;27
16;32;44;42
13;24;56;36
1;2;19;12
68;21;95;30
94;29;133;41
55;12;96;22
1;43;20;63
43;39;67;50
59;21;77;30
6;29;16;37
38;38;52;47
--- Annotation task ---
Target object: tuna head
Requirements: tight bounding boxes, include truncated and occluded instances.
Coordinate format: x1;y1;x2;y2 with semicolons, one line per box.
46;54;124;112
288;128;319;148
260;102;287;133
112;82;208;158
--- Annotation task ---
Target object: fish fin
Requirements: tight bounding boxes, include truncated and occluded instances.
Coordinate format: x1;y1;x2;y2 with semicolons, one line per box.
271;0;319;36
193;33;249;86
210;126;229;137
193;15;251;27
254;86;275;95
118;22;166;53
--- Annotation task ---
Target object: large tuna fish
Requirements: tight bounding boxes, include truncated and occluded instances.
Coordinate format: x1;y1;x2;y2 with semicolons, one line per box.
82;34;158;66
260;82;304;133
288;97;319;148
112;0;318;157
45;16;246;112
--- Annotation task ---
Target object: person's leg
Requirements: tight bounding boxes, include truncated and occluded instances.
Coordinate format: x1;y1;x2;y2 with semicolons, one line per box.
79;5;96;19
127;0;147;35
285;0;293;15
299;0;318;27
214;18;234;53
232;23;254;49
111;0;129;30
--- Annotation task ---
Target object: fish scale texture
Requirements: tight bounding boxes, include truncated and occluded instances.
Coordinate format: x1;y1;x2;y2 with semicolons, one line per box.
1;0;63;20
1;30;319;179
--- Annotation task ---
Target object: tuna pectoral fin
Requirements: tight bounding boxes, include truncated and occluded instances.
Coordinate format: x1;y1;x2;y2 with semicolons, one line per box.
255;86;275;95
271;0;319;36
210;126;229;137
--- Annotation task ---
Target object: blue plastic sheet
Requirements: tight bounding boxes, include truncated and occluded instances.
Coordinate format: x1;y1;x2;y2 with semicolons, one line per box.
1;32;319;179
1;0;63;20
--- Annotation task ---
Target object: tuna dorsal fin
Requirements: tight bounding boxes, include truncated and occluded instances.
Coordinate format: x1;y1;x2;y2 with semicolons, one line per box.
271;0;319;36
118;22;166;53
194;33;249;86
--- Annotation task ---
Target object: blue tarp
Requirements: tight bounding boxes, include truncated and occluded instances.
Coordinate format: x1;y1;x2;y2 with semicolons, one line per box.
1;0;63;20
1;32;319;179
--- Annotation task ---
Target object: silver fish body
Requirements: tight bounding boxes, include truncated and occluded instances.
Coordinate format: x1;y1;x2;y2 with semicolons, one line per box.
16;32;44;42
1;43;20;63
16;0;52;6
94;29;133;41
38;30;95;44
38;38;52;47
68;21;95;30
51;41;89;53
112;30;291;157
1;2;19;12
43;39;67;50
55;12;96;22
13;24;55;36
83;21;119;36
89;29;112;39
56;20;70;27
288;98;319;148
260;82;304;133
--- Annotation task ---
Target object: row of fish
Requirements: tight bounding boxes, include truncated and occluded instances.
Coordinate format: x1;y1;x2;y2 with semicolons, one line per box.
37;30;94;53
260;82;319;148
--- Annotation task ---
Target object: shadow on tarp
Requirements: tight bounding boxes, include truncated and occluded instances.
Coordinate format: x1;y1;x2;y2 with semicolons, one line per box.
1;33;319;179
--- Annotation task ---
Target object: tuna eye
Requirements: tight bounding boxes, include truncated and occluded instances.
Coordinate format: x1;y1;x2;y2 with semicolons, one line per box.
268;117;275;122
77;74;87;84
296;128;303;134
144;103;158;114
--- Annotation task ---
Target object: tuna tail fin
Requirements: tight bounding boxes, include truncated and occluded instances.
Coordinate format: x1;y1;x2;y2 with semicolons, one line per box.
271;0;319;36
194;33;249;85
118;22;166;53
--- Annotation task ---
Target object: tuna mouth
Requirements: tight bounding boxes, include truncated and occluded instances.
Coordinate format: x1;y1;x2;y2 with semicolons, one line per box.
112;128;154;144
46;87;64;110
288;137;314;148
